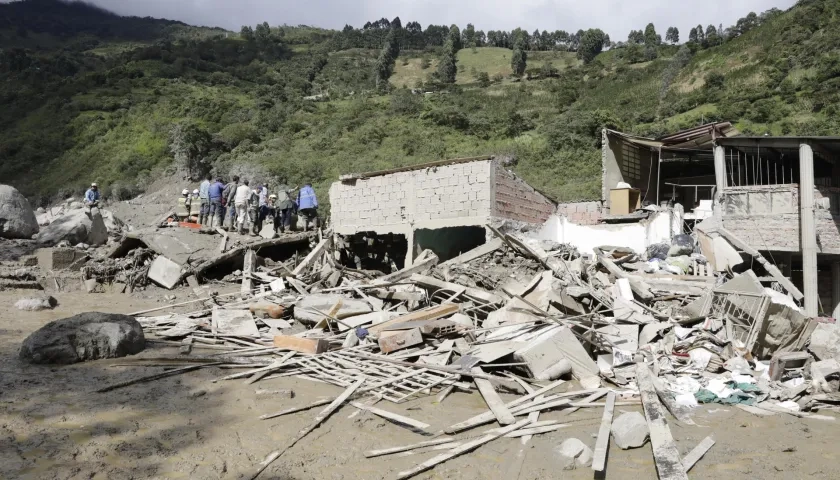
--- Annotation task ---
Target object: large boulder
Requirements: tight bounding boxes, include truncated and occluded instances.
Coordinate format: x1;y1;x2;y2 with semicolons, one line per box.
37;208;108;246
19;312;145;364
0;184;39;239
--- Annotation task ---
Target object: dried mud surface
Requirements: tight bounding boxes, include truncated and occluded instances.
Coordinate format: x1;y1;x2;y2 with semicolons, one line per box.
1;289;839;480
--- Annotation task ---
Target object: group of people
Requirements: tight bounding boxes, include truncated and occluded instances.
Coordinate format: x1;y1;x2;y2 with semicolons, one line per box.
183;174;319;235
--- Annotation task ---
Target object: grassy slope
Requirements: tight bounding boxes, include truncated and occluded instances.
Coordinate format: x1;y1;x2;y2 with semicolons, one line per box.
3;0;840;210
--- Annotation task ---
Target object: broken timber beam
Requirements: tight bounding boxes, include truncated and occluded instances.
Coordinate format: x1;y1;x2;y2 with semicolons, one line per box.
366;303;460;336
636;363;689;480
292;237;332;276
374;250;439;284
472;366;515;425
410;274;505;305
596;251;654;301
248;379;364;479
681;435;715;472
242;249;256;295
592;391;616;472
441;238;504;266
718;227;804;301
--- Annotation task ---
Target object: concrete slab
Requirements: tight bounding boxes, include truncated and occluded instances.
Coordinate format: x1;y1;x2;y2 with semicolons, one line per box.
148;256;183;290
212;308;259;336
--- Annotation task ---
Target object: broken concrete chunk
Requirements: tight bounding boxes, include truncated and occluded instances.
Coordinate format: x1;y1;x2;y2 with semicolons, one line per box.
148;256;182;290
611;412;650;449
212;308;258;336
555;438;593;470
809;323;840;361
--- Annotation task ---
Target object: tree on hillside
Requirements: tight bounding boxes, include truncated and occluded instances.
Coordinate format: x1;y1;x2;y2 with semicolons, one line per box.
449;24;462;51
688;27;698;43
695;24;705;43
577;28;607;64
374;26;401;90
704;24;719;47
476;30;486;46
628;29;644;44
463;23;476;48
511;38;527;76
644;23;659;46
665;27;679;44
437;34;457;84
240;25;254;43
255;22;271;48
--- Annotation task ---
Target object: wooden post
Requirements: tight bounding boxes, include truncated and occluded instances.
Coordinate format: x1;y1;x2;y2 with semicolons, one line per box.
800;142;818;316
242;249;256;295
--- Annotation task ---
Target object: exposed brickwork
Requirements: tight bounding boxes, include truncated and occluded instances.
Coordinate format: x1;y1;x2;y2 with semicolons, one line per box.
329;160;493;232
554;201;604;226
493;168;556;225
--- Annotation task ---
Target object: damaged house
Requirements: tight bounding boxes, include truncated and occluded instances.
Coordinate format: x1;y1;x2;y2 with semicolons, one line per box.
329;156;556;269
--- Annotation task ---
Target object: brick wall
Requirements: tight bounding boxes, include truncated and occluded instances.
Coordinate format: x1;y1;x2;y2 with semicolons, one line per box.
493;168;556;225
329;160;494;233
555;201;603;226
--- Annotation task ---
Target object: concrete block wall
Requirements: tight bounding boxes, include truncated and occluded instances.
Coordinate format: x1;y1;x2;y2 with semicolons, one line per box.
720;184;840;253
554;201;603;226
329;160;494;234
493;168;555;225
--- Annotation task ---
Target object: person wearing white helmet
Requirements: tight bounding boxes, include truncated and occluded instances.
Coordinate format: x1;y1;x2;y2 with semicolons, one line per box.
84;182;100;210
176;188;192;221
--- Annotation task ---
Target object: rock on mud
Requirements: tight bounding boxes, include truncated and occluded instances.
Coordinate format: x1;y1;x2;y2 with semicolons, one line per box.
19;312;145;364
0;184;39;239
611;412;650;449
554;438;593;470
14;296;58;311
37;209;108;246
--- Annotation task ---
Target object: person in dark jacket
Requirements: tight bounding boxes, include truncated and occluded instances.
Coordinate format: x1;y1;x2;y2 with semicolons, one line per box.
274;182;297;234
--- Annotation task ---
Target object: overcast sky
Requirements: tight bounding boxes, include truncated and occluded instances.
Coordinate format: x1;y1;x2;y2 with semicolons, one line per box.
31;0;802;41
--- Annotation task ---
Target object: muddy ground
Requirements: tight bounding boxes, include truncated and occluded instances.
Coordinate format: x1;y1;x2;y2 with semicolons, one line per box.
1;288;839;480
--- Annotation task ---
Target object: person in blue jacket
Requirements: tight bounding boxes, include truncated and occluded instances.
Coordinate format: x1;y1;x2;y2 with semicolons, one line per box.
297;183;319;231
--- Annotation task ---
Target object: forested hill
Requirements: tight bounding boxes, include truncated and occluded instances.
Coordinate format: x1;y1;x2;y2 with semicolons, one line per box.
2;0;839;208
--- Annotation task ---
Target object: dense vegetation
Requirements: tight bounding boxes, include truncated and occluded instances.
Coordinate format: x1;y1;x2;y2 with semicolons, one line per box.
2;0;840;211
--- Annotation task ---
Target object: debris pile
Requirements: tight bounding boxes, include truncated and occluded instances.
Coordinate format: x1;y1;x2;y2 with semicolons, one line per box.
86;226;834;478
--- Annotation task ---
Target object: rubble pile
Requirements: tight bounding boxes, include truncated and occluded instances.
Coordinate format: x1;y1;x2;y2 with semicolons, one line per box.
39;224;835;478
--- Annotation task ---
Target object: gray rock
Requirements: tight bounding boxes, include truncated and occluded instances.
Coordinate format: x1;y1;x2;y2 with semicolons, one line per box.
19;312;145;364
554;438;593;470
0;184;39;239
809;323;840;361
611;412;650;449
37;208;108;246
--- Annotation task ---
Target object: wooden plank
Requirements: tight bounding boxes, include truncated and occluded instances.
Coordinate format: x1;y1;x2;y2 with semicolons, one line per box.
349;401;429;430
248;379;364;480
245;352;296;385
592;391;616;472
681;436;715;472
242;249;256;295
443;380;572;434
364;438;456;458
472;367;515;425
441;238;504;266
367;304;460;336
636;364;689;480
718;227;803;301
292;237;331;276
375;250;439;284
396;418;532;480
272;335;329;354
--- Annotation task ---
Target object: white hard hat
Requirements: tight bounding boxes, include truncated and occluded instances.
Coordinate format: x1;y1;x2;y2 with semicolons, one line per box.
91;182;98;187
182;189;189;195
193;189;199;195
269;194;278;199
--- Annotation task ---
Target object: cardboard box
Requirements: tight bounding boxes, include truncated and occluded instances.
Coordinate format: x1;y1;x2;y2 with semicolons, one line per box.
609;188;641;215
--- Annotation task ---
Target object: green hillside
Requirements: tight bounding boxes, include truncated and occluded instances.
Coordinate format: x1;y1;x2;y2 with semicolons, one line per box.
1;0;839;210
